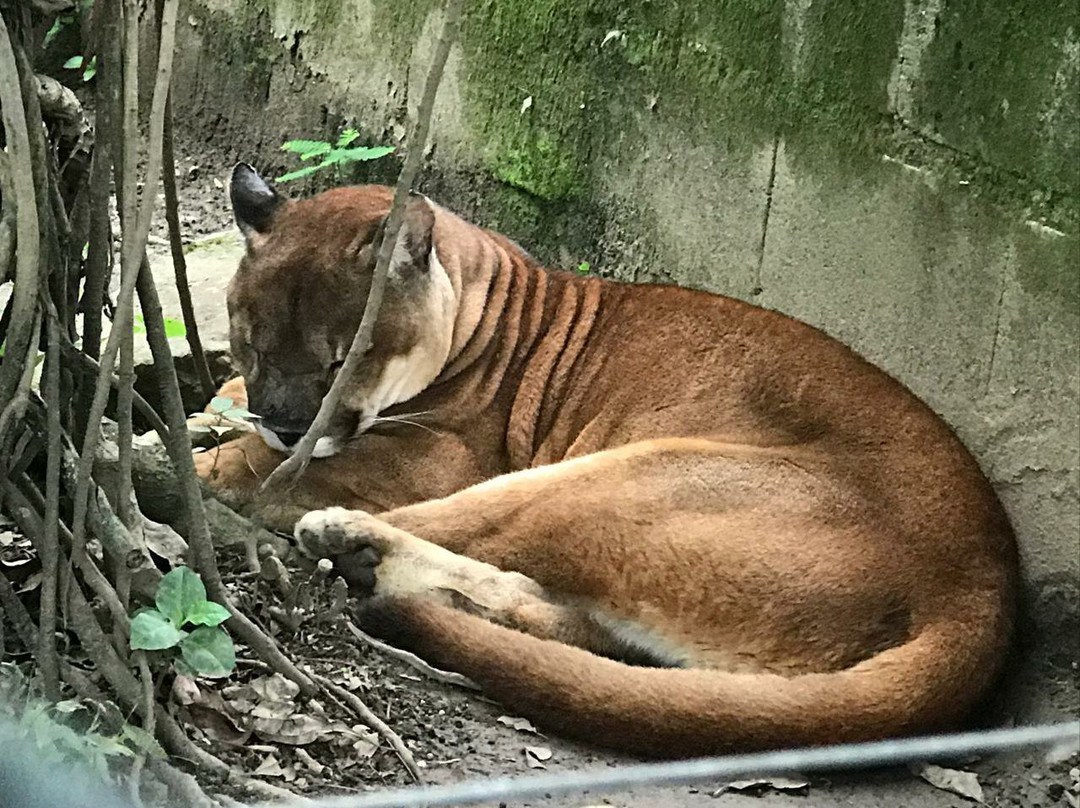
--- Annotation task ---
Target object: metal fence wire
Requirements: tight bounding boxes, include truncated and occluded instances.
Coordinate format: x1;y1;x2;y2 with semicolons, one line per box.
257;721;1080;808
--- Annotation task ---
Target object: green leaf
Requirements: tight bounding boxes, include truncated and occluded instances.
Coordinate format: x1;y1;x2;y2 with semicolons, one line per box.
180;627;236;676
333;145;395;163
155;566;207;627
222;407;258;421
336;128;360;148
43;18;64;48
120;724;167;759
132;314;146;335
93;734;135;758
63;55;83;69
82;57;96;82
129;610;183;650
163;316;186;338
183;600;231;627
576;261;591;275
208;396;234;414
275;163;326;183
280;139;331;159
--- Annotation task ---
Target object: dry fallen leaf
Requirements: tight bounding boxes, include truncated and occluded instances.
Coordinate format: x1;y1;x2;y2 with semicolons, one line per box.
253;753;296;781
713;774;809;796
253;713;331;746
913;763;985;803
172;675;201;705
250;673;301;702
175;681;253;746
525;745;553;770
498;715;543;736
142;517;188;565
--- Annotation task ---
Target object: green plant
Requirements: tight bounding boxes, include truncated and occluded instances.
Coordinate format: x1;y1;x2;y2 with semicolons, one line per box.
188;395;259;441
62;54;97;83
129;566;236;677
0;665;164;785
43;0;94;49
576;260;591;275
276;127;394;183
132;313;186;338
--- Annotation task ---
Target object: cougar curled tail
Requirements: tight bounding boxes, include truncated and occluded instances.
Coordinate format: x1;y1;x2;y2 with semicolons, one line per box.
362;593;1010;756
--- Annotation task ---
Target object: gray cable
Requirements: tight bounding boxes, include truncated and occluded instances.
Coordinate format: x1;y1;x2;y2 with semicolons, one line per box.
261;721;1079;808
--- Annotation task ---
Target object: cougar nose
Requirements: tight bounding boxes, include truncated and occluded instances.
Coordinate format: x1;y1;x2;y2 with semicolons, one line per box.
272;428;306;447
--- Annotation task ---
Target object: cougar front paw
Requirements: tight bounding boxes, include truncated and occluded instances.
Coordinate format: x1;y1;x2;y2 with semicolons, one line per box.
295;508;396;595
295;507;388;556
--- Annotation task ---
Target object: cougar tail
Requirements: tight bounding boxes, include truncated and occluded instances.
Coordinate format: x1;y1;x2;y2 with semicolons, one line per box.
360;597;1010;757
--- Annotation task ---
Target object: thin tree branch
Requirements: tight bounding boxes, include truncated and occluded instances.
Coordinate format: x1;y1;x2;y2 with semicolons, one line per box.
310;670;422;782
70;0;179;571
79;0;119;367
0;11;41;407
260;0;463;494
162;92;215;401
0;308;40;455
38;299;63;701
115;0;141;538
129;652;155;808
0;150;15;285
345;619;478;690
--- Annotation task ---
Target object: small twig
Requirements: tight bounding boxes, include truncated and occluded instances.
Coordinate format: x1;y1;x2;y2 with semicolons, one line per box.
259;547;293;597
325;576;349;622
345;619;478;690
0;11;42;407
162;92;215;400
308;670;423;783
260;0;464;494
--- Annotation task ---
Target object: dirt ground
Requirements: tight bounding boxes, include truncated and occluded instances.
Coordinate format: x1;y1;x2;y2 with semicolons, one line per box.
12;131;1073;808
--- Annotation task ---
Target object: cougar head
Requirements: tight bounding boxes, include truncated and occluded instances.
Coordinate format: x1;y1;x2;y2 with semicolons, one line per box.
226;163;456;457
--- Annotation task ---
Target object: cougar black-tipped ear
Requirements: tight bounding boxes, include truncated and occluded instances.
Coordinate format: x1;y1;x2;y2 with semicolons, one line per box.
387;195;435;276
230;163;283;239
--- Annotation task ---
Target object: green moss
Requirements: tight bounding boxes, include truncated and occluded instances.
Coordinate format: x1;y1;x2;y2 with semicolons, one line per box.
782;0;906;180
487;131;581;200
368;0;914;199
917;0;1080;196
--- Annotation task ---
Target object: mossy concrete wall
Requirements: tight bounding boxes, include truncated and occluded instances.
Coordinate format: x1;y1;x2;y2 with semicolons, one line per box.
170;0;1079;712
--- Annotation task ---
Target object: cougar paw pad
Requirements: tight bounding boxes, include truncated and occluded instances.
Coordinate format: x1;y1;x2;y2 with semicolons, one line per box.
332;545;382;597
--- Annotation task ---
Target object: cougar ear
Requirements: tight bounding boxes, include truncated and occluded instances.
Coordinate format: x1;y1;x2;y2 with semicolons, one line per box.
381;194;435;277
230;163;283;242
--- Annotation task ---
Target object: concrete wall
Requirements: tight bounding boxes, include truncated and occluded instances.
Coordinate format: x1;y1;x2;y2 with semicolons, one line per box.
169;0;1079;712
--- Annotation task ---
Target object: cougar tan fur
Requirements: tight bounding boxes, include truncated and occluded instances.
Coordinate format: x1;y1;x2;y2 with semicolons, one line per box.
195;163;1018;757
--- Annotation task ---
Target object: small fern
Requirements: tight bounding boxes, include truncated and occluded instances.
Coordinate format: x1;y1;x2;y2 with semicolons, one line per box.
277;128;394;182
